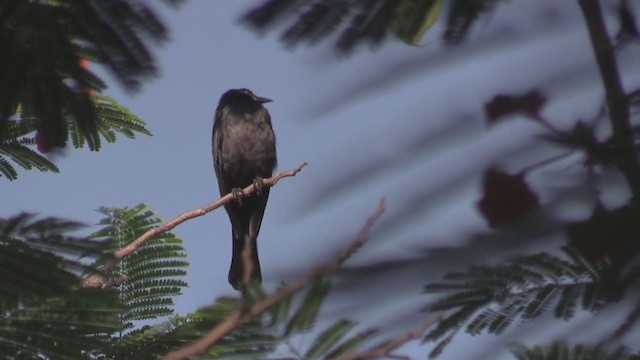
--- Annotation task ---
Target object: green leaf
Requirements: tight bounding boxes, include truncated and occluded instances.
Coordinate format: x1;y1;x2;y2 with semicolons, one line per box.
0;213;121;359
284;278;331;336
305;319;356;359
510;341;637;360
0;143;59;173
0;157;18;180
389;0;446;45
266;284;292;326
91;204;188;332
422;247;622;355
326;328;379;358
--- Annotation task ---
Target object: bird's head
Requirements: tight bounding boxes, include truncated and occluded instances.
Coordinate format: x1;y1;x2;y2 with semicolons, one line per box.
217;88;272;110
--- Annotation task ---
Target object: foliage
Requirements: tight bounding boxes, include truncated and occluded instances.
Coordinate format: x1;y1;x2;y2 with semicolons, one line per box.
109;278;382;359
0;94;151;181
0;213;120;359
241;0;507;53
91;204;189;333
422;246;640;358
264;278;380;359
511;341;640;360
111;297;277;360
4;1;640;359
0;204;191;359
0;0;180;178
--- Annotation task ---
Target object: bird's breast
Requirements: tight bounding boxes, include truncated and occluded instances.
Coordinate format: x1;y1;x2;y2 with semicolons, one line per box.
218;114;277;182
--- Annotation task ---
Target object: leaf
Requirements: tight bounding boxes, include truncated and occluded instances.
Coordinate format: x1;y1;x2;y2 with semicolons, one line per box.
510;341;637;360
422;246;626;356
91;204;188;332
0;143;59;173
522;285;558;319
326;328;379;358
304;319;356;359
389;0;446;45
444;0;505;44
284;278;331;335
0;213;121;358
266;285;292;326
0;157;18;180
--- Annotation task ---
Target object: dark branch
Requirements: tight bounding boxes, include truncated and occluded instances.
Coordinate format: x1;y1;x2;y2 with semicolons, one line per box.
578;0;640;201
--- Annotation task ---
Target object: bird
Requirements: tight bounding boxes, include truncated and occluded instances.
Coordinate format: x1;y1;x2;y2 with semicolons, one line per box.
212;88;277;290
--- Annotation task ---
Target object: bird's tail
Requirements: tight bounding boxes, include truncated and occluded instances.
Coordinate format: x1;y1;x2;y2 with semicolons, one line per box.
228;235;262;290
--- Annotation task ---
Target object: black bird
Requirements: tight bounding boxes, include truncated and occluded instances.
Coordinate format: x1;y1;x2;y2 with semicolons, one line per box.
212;88;277;290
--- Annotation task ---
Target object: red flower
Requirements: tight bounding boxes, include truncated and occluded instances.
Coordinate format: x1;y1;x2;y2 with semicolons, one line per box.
477;168;540;228
35;128;50;153
485;90;546;124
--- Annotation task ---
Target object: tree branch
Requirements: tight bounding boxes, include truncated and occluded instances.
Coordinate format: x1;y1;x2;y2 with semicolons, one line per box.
162;198;386;360
578;0;640;201
81;161;308;288
333;316;441;360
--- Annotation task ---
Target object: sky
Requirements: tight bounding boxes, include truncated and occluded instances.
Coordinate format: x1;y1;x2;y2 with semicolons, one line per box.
2;1;640;359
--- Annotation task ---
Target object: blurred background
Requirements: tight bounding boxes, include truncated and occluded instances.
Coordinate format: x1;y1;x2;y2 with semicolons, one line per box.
2;0;640;359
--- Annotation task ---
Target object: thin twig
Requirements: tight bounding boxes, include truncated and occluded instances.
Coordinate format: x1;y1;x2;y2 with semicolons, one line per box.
81;162;308;288
162;198;387;360
333;316;441;360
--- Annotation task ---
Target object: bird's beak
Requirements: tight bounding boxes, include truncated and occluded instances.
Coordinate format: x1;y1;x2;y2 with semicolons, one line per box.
256;96;273;104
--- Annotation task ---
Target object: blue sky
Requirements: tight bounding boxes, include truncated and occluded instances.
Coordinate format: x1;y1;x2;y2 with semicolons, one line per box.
3;1;640;359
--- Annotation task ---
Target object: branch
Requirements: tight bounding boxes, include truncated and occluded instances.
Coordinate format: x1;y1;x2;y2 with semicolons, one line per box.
578;0;640;201
81;162;308;288
333;316;441;360
162;198;387;360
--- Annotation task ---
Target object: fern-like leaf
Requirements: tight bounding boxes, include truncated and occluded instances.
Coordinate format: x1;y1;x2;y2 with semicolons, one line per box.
305;319;357;359
92;204;188;331
0;143;59;173
511;341;638;360
0;213;121;359
422;246;629;357
284;278;331;336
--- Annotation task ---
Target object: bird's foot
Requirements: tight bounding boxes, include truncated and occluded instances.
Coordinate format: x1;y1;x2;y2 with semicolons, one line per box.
253;177;264;196
231;187;244;206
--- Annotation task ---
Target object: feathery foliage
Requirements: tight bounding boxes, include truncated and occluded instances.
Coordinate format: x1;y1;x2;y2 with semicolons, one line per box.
0;116;59;180
422;247;638;358
0;213;121;359
108;278;382;359
242;0;507;53
111;297;278;359
0;0;178;176
263;278;380;359
91;204;188;333
510;341;640;360
0;93;151;181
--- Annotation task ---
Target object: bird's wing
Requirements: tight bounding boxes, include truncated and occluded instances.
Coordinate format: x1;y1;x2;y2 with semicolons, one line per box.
212;109;228;196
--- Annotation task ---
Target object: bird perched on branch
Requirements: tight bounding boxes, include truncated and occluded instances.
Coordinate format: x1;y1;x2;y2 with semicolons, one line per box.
212;88;277;290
